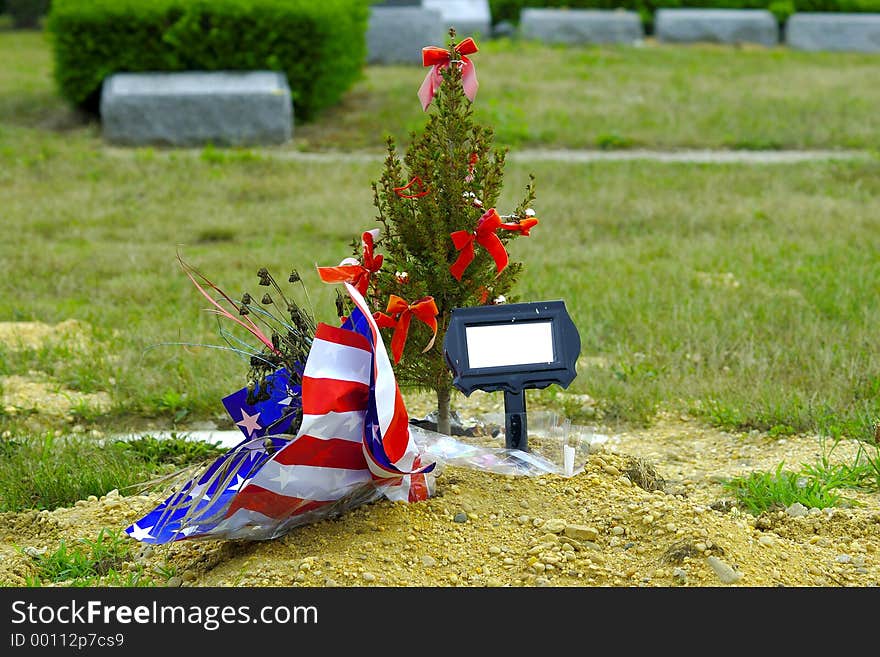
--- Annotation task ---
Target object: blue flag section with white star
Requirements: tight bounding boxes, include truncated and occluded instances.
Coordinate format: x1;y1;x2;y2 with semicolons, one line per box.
125;435;291;544
125;365;301;544
222;367;301;440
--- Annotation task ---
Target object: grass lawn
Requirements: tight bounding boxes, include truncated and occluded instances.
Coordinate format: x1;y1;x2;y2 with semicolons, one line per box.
2;31;880;152
1;29;879;447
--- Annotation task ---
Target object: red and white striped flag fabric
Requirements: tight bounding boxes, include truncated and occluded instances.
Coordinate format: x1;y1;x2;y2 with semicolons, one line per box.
138;282;436;542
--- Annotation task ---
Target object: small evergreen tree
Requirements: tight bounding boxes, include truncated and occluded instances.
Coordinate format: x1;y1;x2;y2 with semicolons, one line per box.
337;30;539;436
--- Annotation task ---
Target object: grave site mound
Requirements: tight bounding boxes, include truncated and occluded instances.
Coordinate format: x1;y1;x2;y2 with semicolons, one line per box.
1;360;878;587
1;320;879;587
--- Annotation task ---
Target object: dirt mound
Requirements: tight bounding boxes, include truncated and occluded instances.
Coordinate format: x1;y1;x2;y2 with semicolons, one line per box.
2;429;878;587
0;320;112;423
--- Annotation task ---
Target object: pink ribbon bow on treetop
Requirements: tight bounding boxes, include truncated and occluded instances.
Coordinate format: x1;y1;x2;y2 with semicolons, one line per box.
317;229;383;296
418;37;479;112
449;208;508;281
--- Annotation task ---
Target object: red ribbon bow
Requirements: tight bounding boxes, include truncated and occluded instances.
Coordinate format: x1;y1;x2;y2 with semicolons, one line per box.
418;37;479;112
394;176;430;199
449;208;509;281
317;229;383;296
500;216;539;236
374;295;439;364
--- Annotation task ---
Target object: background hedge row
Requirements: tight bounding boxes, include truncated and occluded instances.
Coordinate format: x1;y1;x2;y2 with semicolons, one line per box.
47;0;370;120
489;0;880;25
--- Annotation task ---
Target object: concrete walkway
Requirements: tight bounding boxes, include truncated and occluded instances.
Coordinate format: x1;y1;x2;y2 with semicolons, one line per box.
106;147;876;165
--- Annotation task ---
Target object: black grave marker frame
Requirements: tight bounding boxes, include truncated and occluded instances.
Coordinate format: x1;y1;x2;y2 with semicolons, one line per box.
443;300;581;451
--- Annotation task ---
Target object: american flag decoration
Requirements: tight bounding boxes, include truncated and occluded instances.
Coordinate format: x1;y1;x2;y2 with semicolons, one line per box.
125;283;436;544
222;366;301;442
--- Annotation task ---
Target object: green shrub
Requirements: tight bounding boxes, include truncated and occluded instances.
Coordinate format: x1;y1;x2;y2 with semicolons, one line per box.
8;0;50;29
46;0;370;120
490;0;880;28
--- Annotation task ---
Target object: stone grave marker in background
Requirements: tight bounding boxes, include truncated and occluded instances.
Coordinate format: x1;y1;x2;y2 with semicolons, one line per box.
367;3;445;64
655;9;779;47
786;13;880;52
520;8;644;45
100;71;293;147
423;0;492;38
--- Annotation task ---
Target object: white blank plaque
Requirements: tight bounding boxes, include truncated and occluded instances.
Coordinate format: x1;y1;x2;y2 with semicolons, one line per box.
465;321;554;369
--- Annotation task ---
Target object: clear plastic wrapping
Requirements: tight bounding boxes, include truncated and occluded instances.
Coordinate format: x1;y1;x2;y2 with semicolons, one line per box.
411;410;608;478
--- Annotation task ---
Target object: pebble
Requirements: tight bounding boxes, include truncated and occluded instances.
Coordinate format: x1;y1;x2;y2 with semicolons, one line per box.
453;512;468;523
22;546;47;558
166;576;183;588
564;525;598;542
758;535;776;548
542;518;567;534
362;572;376;582
535;577;551;587
519;500;530;509
672;567;687;583
610;526;625;536
488;546;502;555
707;556;743;584
786;503;809;517
517;515;530;524
603;465;620;477
836;554;852;564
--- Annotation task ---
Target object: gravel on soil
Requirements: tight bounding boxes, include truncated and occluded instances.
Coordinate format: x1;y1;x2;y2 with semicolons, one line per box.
1;321;878;587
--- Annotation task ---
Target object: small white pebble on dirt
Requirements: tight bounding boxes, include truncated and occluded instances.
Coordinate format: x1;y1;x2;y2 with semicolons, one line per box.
542;519;566;534
707;556;742;584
